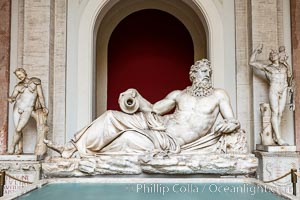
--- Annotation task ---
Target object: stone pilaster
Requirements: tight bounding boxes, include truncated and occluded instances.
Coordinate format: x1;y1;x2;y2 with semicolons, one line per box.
276;0;284;46
291;0;300;151
17;0;24;67
52;0;67;145
0;0;11;154
235;0;254;150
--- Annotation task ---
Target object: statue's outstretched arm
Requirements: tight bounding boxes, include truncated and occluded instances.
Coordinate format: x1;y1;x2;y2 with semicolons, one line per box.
152;90;181;115
249;44;267;71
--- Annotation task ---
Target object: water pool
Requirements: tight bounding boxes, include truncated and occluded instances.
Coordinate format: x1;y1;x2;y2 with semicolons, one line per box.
17;182;287;200
4;178;296;200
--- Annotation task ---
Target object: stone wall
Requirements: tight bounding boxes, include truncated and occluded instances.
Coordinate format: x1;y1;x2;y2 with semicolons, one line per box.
5;0;296;153
0;0;11;154
291;0;300;151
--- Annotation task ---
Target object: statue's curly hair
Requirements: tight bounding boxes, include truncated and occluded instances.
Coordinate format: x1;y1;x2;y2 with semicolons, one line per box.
189;59;212;82
14;68;27;76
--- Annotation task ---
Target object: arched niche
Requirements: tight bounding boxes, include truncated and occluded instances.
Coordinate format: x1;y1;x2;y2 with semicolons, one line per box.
100;9;198;115
95;0;207;116
76;0;224;130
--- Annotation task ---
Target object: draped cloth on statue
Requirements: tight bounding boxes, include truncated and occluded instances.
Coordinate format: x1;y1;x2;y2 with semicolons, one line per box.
71;111;181;157
69;110;245;157
68;87;247;157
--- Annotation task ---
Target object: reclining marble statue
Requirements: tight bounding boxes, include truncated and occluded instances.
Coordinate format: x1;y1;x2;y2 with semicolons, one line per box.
249;44;295;146
8;68;49;156
45;59;247;158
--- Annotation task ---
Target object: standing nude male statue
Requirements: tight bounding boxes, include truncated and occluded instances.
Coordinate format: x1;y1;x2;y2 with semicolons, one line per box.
249;44;293;145
45;59;245;158
8;68;48;155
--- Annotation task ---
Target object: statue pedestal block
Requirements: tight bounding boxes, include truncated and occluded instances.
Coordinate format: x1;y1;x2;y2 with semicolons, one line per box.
256;144;297;152
42;153;258;178
0;155;41;196
254;151;300;197
0;154;42;161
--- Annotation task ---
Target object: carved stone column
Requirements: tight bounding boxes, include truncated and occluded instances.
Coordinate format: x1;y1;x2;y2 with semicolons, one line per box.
0;0;11;154
291;0;300;151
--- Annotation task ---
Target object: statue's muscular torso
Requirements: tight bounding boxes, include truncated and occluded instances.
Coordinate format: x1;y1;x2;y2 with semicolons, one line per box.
265;64;288;89
158;89;233;146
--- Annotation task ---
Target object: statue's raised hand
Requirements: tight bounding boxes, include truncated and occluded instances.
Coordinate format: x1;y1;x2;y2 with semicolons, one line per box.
255;44;263;54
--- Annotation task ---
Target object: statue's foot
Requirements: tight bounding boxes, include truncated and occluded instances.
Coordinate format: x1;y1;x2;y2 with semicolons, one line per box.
61;142;77;158
44;139;65;154
7;150;14;155
276;138;289;146
44;139;77;158
15;149;23;155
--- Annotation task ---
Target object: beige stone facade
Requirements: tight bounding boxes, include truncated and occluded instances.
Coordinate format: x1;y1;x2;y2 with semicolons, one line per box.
0;0;299;154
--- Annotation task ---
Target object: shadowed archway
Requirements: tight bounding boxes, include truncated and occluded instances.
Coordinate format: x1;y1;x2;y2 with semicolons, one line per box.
107;9;194;110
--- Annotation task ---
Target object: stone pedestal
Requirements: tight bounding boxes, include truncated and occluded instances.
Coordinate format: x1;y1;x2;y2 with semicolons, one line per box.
256;144;297;152
42;154;258;178
0;155;41;196
254;151;300;196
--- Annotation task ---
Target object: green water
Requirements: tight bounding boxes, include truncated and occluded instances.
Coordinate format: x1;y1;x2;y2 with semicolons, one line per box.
17;183;285;200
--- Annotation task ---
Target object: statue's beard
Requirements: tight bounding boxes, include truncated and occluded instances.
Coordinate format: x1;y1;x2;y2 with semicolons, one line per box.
187;78;214;97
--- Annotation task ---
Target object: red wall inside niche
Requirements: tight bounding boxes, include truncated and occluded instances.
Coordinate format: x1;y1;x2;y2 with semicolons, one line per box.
107;9;194;110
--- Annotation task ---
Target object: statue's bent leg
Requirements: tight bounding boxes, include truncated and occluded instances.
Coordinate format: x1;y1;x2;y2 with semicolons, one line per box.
75;111;149;156
100;130;155;153
45;110;149;158
44;140;77;158
14;111;32;154
16;135;23;154
16;110;32;132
